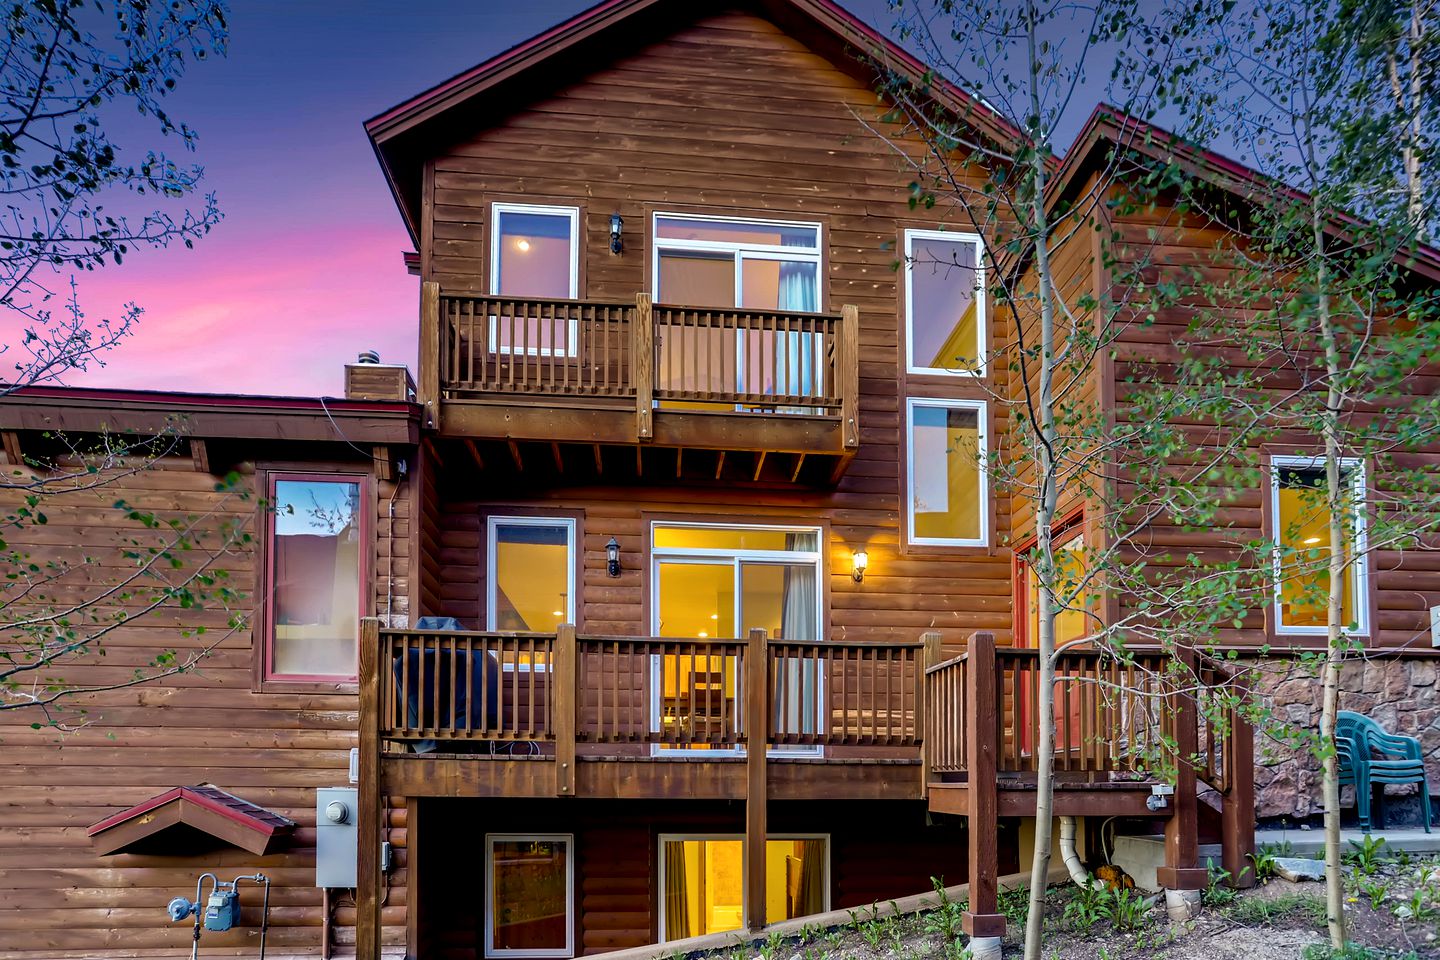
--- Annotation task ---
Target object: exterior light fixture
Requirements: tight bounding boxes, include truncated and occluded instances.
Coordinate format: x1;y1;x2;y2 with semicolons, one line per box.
606;537;621;578
852;548;868;583
609;212;624;254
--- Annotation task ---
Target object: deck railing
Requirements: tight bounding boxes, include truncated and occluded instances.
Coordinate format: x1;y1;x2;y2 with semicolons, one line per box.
923;632;1247;789
372;624;921;754
426;287;860;443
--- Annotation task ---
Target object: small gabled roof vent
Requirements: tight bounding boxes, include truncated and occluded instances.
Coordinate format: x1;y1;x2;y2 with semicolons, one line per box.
87;784;296;857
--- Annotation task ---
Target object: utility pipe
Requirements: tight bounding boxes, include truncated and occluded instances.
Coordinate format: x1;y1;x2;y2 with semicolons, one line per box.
1059;816;1090;887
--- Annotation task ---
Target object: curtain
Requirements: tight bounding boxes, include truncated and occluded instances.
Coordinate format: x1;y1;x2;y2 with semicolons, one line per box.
275;533;340;624
793;840;825;917
779;540;819;735
775;257;820;413
663;841;691;940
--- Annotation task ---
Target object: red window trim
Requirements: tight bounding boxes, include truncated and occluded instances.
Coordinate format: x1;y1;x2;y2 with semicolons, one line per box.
261;470;371;684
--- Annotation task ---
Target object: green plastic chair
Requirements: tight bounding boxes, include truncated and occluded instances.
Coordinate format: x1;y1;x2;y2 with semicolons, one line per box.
1335;710;1432;833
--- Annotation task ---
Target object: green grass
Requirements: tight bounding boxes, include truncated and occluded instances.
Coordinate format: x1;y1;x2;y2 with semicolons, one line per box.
1227;891;1328;927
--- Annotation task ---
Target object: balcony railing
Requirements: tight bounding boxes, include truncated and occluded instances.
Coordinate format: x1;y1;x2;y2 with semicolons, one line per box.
370;624;921;755
418;285;861;448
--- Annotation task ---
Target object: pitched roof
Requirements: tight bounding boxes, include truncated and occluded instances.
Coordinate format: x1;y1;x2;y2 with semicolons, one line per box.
365;0;1023;244
88;784;296;857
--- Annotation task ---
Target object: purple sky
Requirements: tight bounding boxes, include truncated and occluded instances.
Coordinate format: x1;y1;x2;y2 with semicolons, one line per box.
62;0;893;397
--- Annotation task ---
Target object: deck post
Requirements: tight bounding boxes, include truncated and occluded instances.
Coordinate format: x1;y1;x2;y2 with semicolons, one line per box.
419;281;440;431
1221;678;1256;888
1157;645;1206;905
554;624;577;797
744;627;769;933
357;618;383;960
962;631;1005;940
405;797;423;958
839;304;860;449
920;632;943;797
634;293;654;440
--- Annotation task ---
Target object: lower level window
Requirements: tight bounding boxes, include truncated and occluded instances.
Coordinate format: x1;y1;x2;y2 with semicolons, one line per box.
486;834;574;957
659;836;828;941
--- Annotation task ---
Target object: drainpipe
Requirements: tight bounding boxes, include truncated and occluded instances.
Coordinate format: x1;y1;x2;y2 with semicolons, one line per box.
1059;816;1090;886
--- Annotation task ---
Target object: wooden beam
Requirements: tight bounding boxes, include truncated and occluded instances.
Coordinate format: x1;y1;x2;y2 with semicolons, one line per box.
744;627;769;933
190;438;210;474
422;436;446;470
635;446;644;476
550;442;565;473
356;618;383;960
634;294;654;440
405;797;423;959
507;440;524;472
1;430;21;466
790;453;806;482
714;450;725;479
839;304;860;449
554;624;577;797
962;631;1004;939
419;281;441;431
752;451;767;482
592;443;604;474
1222;682;1257;888
463;439;485;472
372;445;394;483
675;447;683;478
1157;644;1203;891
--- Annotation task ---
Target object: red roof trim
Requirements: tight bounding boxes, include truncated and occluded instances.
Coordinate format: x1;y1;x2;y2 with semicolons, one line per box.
10;384;414;414
87;785;296;839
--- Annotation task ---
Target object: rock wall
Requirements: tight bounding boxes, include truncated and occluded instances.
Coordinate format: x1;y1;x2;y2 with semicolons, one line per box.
1250;656;1439;821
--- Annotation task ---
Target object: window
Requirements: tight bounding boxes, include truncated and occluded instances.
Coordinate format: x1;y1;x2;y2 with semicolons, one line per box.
1020;525;1090;649
486;516;576;669
1270;456;1369;634
264;474;364;681
489;203;580;356
658;835;828;941
1016;518;1094;754
906;398;987;547
652;214;823;408
485;834;574;958
650;522;823;754
904;229;985;376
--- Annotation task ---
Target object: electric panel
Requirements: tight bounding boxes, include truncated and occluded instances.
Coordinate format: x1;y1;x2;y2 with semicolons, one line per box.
315;787;358;888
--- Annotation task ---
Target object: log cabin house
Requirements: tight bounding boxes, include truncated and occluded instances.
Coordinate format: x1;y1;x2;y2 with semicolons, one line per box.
2;1;1437;958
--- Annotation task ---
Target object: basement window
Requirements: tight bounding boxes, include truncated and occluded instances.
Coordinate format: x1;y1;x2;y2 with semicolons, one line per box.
264;474;365;682
1270;455;1369;634
657;835;828;941
485;834;574;958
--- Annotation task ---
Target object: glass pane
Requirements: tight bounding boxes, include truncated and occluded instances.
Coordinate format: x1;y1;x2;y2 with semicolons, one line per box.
1277;466;1356;627
272;479;361;677
491;521;571;633
657;217;818;249
740;563;817;640
766;838;826;923
656;561;734;639
491;838;569;953
494;209;573;298
1026;531;1088;647
658;252;735;307
741;259;818;312
909;235;981;372
910;405;982;542
653;525;818;554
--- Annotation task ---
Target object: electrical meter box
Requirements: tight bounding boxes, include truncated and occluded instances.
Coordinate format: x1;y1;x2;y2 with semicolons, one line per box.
316;787;358;888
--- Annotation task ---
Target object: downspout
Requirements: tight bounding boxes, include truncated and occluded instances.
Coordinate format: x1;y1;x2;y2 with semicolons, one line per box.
1059;816;1090;886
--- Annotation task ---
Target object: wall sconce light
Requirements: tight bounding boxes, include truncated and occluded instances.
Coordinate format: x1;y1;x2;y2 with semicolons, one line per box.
606;537;621;578
609;212;624;254
852;548;868;583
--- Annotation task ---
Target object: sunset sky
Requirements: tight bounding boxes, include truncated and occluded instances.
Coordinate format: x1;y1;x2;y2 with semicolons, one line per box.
62;0;893;398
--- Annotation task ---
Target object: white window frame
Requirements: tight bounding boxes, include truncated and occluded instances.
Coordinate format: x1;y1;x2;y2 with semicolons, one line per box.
650;212;823;308
488;202;581;357
649;520;825;758
905;397;990;548
484;833;575;958
655;833;830;942
1269;454;1370;636
903;228;987;378
486;515;577;670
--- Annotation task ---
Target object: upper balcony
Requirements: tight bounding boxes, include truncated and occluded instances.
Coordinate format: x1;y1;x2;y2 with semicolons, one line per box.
416;285;861;483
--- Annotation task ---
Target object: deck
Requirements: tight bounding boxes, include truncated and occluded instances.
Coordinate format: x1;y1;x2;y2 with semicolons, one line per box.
416;285;861;482
354;623;1256;952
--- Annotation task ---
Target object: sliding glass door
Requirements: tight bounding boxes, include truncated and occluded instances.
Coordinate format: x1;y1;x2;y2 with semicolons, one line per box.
659;836;828;941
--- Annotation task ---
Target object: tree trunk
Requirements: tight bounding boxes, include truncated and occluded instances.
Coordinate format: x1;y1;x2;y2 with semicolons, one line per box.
1314;208;1347;951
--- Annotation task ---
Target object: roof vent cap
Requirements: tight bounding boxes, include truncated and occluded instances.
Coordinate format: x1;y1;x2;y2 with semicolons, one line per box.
356;350;381;365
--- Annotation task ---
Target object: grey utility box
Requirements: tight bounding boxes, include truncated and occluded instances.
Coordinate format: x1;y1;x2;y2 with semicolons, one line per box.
315;787;358;888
